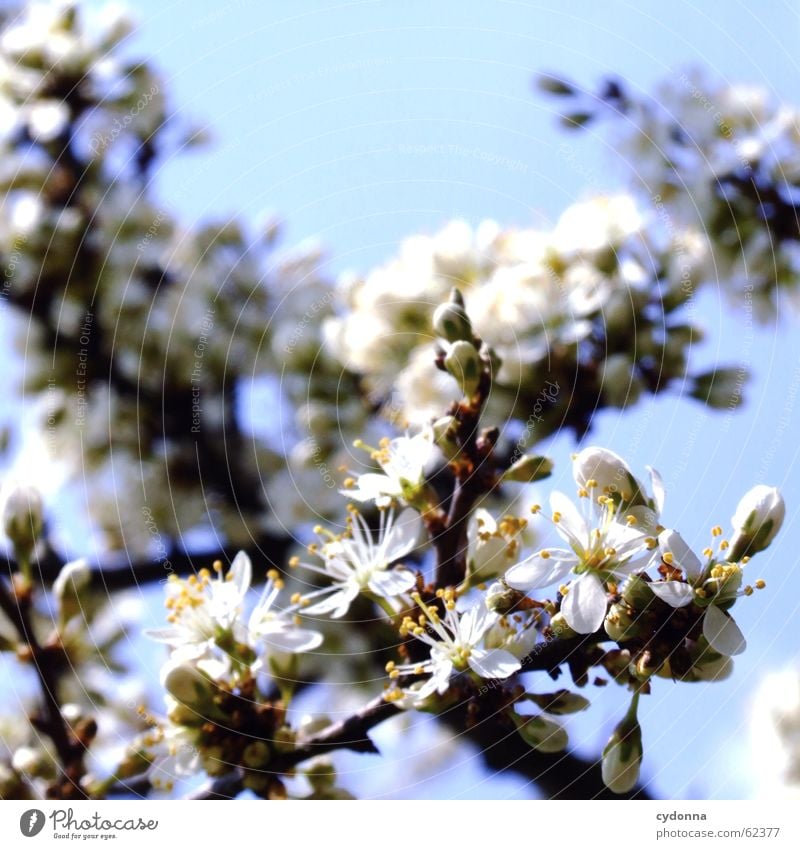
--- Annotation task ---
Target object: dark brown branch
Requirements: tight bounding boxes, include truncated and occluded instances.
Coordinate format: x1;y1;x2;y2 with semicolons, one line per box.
12;532;292;592
0;574;86;798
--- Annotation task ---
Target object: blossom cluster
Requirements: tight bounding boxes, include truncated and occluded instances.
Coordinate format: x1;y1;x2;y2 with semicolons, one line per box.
540;69;800;315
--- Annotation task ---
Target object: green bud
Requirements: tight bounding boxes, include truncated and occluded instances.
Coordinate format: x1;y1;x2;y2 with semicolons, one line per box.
527;690;590;715
242;741;272;769
444;340;481;397
512;712;568;753
160;660;217;713
242;771;272;794
53;559;91;623
201;745;230;777
3;484;44;560
549;612;577;639
621;574;654;608
537;74;576;96
485;581;526;614
272;725;296;753
602;695;643;794
604;601;640;643
431;415;460;461
502;455;553;484
304;756;337;792
728;485;785;561
432;297;473;343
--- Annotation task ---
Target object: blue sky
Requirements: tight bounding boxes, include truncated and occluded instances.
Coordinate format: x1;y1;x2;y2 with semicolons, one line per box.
39;0;800;797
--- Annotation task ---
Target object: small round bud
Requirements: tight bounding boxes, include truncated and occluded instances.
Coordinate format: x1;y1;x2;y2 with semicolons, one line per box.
53;559;91;622
304;756;337;792
3;484;44;559
728;485;785;561
432;301;473;343
485;581;525;614
604;601;640;643
272;725;296;753
160;660;216;712
549;612;577;639
502;454;554;484
512;713;568;753
242;741;272;769
571;447;642;505
444;340;481;397
602;704;643;794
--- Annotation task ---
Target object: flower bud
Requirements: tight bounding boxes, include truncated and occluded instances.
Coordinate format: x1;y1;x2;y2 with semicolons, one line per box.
272;725;296;753
512;713;568;753
304;756;337;793
728;485;785;561
549;612;577;639
242;741;272;769
528;690;591;715
621;574;654;608
432;292;473;343
502;454;553;484
572;447;642;505
432;415;460;461
444;340;481;397
53;559;91;623
3;484;44;559
602;699;643;794
604;601;640;643
160;660;217;713
485;581;526;614
201;745;230;777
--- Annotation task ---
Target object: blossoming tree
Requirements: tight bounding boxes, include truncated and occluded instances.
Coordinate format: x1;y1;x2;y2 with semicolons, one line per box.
0;0;793;800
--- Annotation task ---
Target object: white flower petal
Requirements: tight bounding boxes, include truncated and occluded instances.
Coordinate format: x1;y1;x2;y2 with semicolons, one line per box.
368;567;416;598
646;465;666;515
384;507;423;561
560;573;608;634
229;551;252;596
143;627;184;644
505;549;575;590
550;491;589;545
263;626;323;654
468;648;521;679
649;580;694;608
703;604;746;656
658;529;703;581
303;585;359;619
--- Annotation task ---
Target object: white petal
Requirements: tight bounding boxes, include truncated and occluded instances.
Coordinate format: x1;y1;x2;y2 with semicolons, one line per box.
368;568;416;598
263;626;323;654
303;585;359;619
143;627;183;644
468;648;521;679
384;508;423;561
229;551;252;596
505;549;575;590
658;529;703;581
649;580;695;608
703;604;746;656
560;573;607;634
550;491;589;545
646;465;666;515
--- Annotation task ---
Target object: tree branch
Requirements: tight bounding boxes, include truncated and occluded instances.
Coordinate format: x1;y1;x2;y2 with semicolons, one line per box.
0;571;86;798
